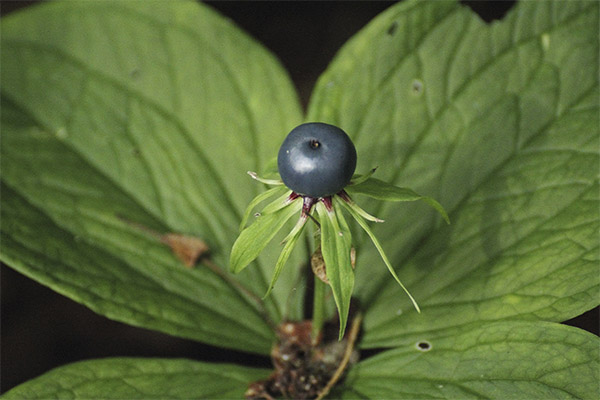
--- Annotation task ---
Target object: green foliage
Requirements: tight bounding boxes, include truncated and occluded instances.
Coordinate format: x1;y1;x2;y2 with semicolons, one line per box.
1;0;598;398
307;0;599;352
335;322;599;399
1;0;304;354
2;358;269;399
1;183;274;353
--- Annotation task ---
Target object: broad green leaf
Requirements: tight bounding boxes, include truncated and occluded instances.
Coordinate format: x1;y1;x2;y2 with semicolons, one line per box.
336;321;599;399
230;197;301;274
307;0;599;347
346;177;450;223
316;202;354;339
1;184;274;353
1;0;303;352
2;358;269;399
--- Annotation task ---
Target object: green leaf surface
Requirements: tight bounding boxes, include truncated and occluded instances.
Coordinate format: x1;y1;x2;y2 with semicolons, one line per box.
1;183;274;353
307;0;599;347
2;358;269;399
1;0;303;352
337;321;599;399
316;202;355;338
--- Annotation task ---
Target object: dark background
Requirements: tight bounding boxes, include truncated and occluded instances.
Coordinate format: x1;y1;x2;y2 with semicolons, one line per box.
1;0;597;394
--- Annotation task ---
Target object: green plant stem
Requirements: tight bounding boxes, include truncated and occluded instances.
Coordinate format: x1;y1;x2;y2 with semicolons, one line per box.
311;274;326;345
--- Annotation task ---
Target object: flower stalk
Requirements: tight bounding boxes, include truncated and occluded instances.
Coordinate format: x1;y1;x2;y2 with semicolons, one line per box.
311;273;326;345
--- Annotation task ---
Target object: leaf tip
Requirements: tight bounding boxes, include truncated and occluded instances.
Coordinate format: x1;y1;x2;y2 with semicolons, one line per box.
408;293;421;314
228;261;239;274
443;214;451;225
262;287;274;300
247;171;283;185
337;324;348;341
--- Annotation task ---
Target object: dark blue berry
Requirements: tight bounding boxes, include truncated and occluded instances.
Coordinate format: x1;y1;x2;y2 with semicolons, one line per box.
277;123;357;198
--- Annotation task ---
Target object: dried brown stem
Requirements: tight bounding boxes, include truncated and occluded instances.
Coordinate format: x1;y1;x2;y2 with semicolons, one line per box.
315;313;363;400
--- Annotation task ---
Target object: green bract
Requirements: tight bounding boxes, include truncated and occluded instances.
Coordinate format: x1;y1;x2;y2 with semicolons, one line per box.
230;169;449;338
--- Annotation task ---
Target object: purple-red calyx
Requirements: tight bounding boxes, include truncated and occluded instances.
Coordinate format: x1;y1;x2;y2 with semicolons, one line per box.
287;190;352;218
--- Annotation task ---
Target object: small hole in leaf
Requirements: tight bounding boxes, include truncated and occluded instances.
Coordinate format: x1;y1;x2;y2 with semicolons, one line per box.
130;68;141;79
387;21;398;36
254;212;261;217
411;79;424;96
416;340;431;351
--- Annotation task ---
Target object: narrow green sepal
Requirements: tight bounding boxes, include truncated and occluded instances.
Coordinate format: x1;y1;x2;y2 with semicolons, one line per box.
420;197;450;225
247;171;284;186
239;186;288;231
316;202;354;340
340;194;384;222
261;191;296;214
263;215;308;299
346;177;450;224
230;197;301;274
350;167;378;186
337;197;421;313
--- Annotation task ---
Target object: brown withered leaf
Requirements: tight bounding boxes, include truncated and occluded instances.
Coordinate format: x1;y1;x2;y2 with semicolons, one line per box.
160;233;209;268
311;247;328;284
311;247;356;285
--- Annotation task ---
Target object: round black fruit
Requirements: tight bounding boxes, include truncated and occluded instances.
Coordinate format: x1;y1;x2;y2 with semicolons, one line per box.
277;123;357;198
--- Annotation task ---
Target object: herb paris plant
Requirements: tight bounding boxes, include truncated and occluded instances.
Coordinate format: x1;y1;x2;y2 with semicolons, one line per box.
1;0;598;398
231;122;449;338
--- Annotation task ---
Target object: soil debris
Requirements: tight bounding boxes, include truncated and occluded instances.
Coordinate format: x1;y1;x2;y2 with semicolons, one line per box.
245;316;361;400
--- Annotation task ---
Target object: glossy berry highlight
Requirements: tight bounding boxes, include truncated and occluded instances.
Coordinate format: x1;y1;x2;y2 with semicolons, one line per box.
277;123;357;198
